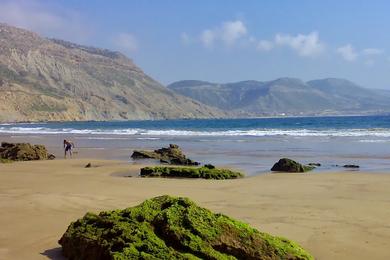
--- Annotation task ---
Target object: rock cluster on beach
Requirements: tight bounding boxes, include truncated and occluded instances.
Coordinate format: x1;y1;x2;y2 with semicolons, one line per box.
0;142;55;161
271;158;314;173
131;144;200;165
59;195;313;260
140;165;243;179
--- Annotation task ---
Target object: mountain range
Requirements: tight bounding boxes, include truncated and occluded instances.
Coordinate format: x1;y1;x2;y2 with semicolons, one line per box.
0;23;223;122
1;23;389;122
168;78;390;116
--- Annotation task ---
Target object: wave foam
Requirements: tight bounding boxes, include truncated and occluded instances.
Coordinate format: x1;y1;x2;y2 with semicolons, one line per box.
1;126;390;138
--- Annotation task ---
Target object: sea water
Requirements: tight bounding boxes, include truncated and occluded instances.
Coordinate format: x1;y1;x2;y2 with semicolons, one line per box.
1;116;390;175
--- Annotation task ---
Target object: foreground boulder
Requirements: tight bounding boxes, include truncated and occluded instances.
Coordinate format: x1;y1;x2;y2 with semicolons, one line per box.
0;142;55;161
140;166;243;179
131;144;199;165
271;158;314;173
59;195;313;260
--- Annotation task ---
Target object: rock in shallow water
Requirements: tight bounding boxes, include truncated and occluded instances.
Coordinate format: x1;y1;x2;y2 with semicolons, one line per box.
131;144;200;166
59;195;313;260
271;158;314;173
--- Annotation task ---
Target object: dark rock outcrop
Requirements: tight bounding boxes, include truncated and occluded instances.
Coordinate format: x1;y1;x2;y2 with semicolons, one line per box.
131;144;200;166
343;164;359;168
0;142;54;161
271;158;314;172
59;195;313;260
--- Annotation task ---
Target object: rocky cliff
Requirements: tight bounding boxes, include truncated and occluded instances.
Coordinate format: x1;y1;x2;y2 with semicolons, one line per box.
0;23;224;122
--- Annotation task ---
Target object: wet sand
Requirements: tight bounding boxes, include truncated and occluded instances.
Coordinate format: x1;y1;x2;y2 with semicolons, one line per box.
0;159;390;259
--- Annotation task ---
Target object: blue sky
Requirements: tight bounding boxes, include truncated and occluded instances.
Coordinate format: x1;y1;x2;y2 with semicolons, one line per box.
1;0;390;89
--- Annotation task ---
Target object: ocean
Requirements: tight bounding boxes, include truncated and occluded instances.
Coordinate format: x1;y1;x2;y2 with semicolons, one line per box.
1;115;390;175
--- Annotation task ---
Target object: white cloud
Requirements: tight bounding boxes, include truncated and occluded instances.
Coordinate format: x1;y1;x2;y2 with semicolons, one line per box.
220;20;247;46
200;20;247;48
337;44;358;61
362;48;384;55
200;29;215;48
0;0;91;42
113;33;138;52
257;40;274;51
274;31;324;57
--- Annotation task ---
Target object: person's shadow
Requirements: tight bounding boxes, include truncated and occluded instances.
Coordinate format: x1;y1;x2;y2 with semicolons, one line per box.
40;247;66;260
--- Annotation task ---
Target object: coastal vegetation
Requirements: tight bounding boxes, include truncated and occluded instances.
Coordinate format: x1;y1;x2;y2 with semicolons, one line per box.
59;195;313;259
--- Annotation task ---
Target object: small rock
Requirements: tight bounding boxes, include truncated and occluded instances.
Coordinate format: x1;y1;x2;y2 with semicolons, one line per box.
204;164;215;169
271;158;314;173
308;163;321;167
343;164;359;168
85;163;92;168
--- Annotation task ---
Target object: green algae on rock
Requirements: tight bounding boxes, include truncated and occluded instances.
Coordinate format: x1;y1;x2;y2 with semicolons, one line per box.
140;166;244;179
0;142;55;161
271;158;314;173
59;195;314;260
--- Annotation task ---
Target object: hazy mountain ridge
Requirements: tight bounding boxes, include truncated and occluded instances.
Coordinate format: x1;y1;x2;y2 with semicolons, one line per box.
0;23;224;122
168;78;390;116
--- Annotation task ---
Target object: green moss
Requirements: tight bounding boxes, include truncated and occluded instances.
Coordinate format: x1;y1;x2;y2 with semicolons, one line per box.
59;195;313;260
140;166;244;180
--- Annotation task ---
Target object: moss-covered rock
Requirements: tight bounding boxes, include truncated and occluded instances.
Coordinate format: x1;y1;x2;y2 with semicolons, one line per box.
0;142;55;161
271;158;314;173
59;195;313;260
140;166;243;180
131;144;200;166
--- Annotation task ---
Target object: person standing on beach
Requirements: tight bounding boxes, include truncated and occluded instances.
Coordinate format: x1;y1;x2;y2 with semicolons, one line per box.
63;140;75;158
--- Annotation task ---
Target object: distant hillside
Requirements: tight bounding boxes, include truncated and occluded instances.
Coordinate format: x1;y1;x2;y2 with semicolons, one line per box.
0;23;224;122
168;78;390;116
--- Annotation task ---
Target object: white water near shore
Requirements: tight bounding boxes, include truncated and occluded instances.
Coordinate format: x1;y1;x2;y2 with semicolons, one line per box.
2;126;390;137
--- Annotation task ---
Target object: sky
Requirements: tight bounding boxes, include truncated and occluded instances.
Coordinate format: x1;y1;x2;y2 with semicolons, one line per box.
1;0;390;89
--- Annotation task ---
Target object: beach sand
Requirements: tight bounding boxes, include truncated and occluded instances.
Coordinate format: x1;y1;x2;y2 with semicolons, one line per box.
0;159;390;260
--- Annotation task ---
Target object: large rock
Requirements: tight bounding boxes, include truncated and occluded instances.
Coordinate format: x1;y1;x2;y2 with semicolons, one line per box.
131;144;199;165
271;158;314;173
59;195;313;260
0;142;55;161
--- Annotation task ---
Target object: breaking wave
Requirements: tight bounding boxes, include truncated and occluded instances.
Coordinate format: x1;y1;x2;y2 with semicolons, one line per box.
1;126;390;137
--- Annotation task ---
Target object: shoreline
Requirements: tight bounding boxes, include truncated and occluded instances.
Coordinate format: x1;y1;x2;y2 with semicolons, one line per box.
1;113;389;124
1;159;390;259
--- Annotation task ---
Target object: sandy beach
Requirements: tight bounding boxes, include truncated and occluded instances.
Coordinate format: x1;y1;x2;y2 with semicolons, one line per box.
0;159;389;260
